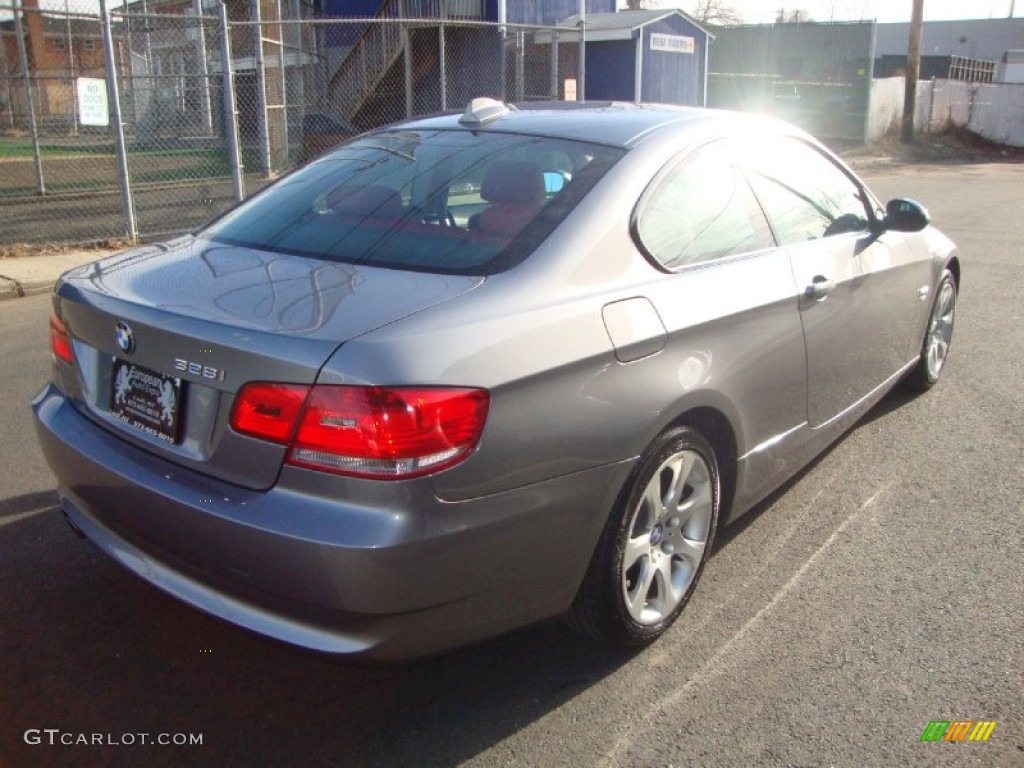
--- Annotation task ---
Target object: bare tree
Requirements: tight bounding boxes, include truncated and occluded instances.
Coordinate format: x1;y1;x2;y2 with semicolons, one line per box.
776;8;814;22
824;0;874;21
624;0;649;9
688;0;742;25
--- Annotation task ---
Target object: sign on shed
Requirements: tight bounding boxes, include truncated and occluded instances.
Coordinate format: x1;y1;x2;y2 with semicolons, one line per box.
650;33;695;54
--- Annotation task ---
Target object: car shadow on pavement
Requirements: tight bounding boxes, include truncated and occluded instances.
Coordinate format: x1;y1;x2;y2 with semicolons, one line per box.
0;497;640;768
0;489;58;520
712;383;920;556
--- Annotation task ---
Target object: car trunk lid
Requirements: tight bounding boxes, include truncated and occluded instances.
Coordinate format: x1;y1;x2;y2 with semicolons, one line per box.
52;236;482;490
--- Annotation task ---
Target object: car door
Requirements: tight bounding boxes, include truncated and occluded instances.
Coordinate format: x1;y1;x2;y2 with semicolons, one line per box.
742;136;928;428
633;139;809;504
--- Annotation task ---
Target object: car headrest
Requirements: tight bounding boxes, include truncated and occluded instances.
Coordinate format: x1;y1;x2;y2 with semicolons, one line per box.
327;185;402;220
480;160;545;205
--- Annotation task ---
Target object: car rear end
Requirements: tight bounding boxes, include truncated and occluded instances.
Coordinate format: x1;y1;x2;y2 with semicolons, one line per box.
32;114;633;660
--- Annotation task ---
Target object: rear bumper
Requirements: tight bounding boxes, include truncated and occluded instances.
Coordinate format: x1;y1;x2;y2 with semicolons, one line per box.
33;383;632;660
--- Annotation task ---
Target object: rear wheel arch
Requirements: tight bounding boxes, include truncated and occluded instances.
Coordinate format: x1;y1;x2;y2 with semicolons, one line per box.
666;406;738;525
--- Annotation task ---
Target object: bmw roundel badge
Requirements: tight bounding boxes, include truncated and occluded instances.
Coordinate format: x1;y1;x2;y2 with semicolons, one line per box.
115;321;135;355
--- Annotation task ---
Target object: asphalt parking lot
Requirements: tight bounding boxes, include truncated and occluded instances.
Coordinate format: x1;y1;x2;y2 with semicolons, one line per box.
0;159;1021;768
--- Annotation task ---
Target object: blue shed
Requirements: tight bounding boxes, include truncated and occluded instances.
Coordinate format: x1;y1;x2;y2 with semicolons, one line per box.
558;10;713;106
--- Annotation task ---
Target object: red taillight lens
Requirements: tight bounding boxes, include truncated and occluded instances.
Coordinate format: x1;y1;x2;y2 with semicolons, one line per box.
49;312;73;364
288;386;489;479
230;383;489;479
230;383;310;444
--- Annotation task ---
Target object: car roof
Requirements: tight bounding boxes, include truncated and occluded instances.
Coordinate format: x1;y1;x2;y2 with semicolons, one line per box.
396;101;748;149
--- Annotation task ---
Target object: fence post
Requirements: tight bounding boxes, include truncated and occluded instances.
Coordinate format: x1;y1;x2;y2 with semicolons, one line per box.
515;29;524;102
251;0;272;176
402;23;414;118
861;20;877;144
550;29;559;100
65;0;78;135
927;77;936;135
193;0;213;134
438;20;447;111
219;2;245;203
289;0;305;124
275;0;288;165
578;0;585;102
13;0;45;195
100;0;136;240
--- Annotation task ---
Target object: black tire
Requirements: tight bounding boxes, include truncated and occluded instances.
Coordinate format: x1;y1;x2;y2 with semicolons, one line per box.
567;426;720;647
904;268;957;391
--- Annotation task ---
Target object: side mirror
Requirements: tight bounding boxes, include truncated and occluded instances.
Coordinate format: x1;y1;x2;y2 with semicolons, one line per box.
884;198;930;233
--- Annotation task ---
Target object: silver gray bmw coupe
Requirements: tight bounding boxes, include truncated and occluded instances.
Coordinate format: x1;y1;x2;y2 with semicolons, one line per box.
34;99;959;660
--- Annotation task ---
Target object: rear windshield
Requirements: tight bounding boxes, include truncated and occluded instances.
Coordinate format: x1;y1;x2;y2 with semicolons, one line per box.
202;129;623;275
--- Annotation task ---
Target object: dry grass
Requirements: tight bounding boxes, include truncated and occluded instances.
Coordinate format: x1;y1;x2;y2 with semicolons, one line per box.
838;127;1024;171
0;239;131;259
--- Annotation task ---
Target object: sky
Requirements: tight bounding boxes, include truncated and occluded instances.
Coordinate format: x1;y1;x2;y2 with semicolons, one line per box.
7;0;1024;23
632;0;1023;23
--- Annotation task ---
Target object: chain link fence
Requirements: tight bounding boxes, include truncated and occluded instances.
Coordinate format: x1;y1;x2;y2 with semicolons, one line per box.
708;21;877;143
0;1;572;247
1;0;129;244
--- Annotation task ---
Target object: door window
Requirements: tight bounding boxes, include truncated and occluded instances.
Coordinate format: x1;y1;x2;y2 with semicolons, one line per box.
741;137;871;245
635;141;775;270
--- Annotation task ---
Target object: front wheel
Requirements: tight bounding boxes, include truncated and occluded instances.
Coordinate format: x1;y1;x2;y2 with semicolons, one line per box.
567;426;720;647
905;268;957;391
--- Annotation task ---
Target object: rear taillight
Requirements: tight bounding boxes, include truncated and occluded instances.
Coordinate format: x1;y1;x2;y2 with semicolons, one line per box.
230;384;489;480
49;312;72;364
231;383;309;444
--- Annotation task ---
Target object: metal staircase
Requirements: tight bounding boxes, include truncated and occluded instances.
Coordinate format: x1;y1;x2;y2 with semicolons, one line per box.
327;0;483;124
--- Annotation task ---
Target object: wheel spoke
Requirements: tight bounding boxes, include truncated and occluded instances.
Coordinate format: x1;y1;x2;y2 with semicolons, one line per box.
641;476;664;526
674;535;706;566
655;555;681;611
678;476;713;529
626;559;655;619
665;454;695;511
623;535;649;573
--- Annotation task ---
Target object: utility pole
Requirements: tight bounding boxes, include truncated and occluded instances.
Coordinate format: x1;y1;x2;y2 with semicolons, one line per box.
901;0;924;144
578;0;586;101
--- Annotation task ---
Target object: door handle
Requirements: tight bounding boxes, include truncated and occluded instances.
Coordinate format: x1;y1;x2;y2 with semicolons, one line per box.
806;275;836;300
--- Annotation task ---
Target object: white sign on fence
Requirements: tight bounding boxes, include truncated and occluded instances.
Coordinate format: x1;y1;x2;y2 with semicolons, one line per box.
650;33;695;55
77;78;109;127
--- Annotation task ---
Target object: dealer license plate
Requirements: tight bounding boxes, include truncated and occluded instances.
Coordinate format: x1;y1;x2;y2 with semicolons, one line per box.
110;359;183;444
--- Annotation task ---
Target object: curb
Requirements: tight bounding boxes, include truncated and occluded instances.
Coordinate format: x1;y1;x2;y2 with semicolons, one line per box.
0;275;55;300
0;276;19;300
0;251;110;301
0;273;59;301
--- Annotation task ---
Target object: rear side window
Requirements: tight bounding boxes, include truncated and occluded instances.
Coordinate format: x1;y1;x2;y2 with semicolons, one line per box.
634;140;775;270
202;130;622;275
740;136;871;244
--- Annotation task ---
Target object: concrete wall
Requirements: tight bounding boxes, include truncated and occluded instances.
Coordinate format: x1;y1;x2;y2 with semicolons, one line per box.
867;76;1024;148
957;82;1024;147
866;77;905;142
